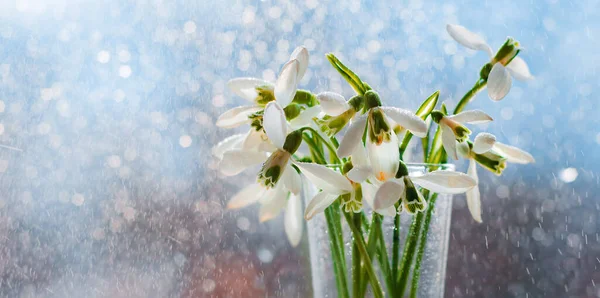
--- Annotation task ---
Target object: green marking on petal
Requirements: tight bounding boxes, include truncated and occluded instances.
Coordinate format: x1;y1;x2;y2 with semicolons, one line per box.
257;150;291;188
453;125;472;142
368;107;392;145
472;148;508;175
402;177;427;214
255;86;276;106
493;37;521;66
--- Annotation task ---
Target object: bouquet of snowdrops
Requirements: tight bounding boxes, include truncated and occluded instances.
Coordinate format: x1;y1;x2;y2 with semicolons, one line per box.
212;24;535;298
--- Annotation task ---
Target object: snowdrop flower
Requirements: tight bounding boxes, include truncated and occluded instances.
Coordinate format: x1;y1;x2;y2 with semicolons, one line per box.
431;109;493;160
216;46;309;129
372;161;477;214
315;94;363;137
219;122;304;211
301;144;399;220
458;133;535;222
223;129;305;246
337;91;427;182
446;24;534;101
297;162;354;219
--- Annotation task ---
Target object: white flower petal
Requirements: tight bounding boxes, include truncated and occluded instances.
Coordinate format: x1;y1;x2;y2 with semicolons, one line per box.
337;114;367;158
317;92;349;116
361;182;377;207
411;170;476;194
347;167;372;183
219;149;267;176
493;142;535;164
227;183;265;209
294;162;353;194
290;105;321;128
362;182;396;217
380;107;427;138
290;46;309;80
487;63;512;101
466;159;482;223
473;132;497;154
367;128;400;182
304;191;339;220
373;180;405;210
274;59;299;107
285;194;303;247
446;24;493;57
441;124;458;160
263;102;288;149
507;57;534;81
259;186;287;222
282;164;302;195
351;144;370;168
227;77;274;102
215;106;261;128
212;133;245;159
242;129;276;152
447;110;493;124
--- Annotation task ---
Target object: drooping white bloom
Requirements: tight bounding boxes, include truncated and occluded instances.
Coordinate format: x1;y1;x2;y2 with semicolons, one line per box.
458;133;535;222
447;24;534;101
337;106;427;182
373;166;477;214
301;142;407;220
216;46;309;129
435;110;493;160
260;47;310;142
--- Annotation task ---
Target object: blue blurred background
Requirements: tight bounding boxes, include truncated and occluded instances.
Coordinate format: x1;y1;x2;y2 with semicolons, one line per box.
0;0;597;297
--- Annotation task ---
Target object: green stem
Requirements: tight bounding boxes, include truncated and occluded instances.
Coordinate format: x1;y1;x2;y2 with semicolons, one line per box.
399;132;413;158
391;209;401;288
302;126;341;164
325;207;350;298
396;212;424;296
453;79;487;115
359;213;380;296
304;132;349;298
376;221;394;295
352;213;362;297
343;212;385;298
409;194;438;298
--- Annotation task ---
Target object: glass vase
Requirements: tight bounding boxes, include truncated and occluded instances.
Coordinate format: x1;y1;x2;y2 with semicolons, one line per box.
305;164;454;298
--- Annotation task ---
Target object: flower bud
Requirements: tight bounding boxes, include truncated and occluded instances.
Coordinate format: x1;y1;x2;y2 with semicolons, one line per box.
257;149;291;188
